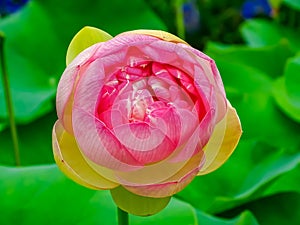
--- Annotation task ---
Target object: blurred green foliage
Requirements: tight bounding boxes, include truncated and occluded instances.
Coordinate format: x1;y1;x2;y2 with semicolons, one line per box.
1;0;300;224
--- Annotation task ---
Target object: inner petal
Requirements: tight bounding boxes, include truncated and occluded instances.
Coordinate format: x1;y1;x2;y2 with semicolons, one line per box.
94;61;209;164
96;61;206;126
113;122;176;164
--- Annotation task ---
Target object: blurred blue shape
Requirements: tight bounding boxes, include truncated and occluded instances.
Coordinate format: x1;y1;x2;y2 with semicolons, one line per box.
183;0;200;33
0;0;29;17
242;0;272;19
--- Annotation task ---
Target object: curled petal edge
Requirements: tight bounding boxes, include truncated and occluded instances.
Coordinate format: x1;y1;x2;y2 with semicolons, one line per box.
52;120;118;190
198;101;242;175
66;26;113;65
119;29;188;45
123;151;203;198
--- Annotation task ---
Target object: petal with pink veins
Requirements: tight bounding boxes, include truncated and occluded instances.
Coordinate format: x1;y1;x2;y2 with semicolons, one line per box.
52;120;118;189
108;125;205;186
57;44;102;133
124;151;203;198
77;104;211;186
182;44;226;99
56;65;80;134
148;106;181;145
72;107;143;169
113;122;176;164
97;109;126;130
169;107;214;163
175;108;198;146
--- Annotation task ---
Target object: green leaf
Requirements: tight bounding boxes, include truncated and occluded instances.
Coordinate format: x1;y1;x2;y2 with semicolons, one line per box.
210;151;300;212
131;198;198;225
0;164;110;225
177;141;300;214
196;210;260;225
205;40;300;147
0;111;57;165
250;192;300;225
0;0;166;124
0;121;7;131
264;163;300;195
283;0;300;10
272;54;300;122
240;19;282;47
233;152;300;200
285;54;300;101
240;19;300;51
1;163;262;225
205;41;294;78
218;192;300;225
273;77;300;122
0;164;198;225
273;40;300;122
204;57;300;149
0;2;61;123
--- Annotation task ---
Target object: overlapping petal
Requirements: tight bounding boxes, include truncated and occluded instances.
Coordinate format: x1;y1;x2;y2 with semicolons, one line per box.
66;26;113;65
199;102;242;175
56;44;101;134
82;115;206;187
52;120;118;189
119;29;188;44
53;27;242;215
123;151;203;198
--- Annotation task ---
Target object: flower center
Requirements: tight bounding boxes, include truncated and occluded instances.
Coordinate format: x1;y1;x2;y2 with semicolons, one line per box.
130;93;148;122
96;61;205;128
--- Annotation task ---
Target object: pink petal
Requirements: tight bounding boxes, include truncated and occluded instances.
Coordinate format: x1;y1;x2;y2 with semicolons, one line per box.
97;109;126;130
52;120;118;189
72;106;143;169
112;127;204;186
123;151;203;197
56;44;102;133
147;77;171;100
179;42;226;95
175;108;199;146
148;106;181;145
55;32;231;188
169;107;214;163
113;122;176;164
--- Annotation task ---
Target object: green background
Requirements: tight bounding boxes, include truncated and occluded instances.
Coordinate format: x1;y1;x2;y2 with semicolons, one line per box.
1;0;300;224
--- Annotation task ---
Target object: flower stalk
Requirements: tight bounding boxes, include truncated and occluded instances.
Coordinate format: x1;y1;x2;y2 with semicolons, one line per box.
0;32;21;166
117;207;129;225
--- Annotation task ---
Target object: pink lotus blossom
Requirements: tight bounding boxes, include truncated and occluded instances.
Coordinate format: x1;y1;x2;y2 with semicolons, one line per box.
52;27;242;215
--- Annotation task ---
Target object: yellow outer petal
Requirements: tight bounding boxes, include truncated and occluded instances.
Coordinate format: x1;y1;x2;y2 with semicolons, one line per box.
52;120;119;189
66;26;113;65
119;29;188;45
198;102;242;175
123;151;203;198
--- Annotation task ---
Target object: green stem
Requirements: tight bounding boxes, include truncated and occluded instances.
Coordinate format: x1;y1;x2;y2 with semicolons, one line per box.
0;33;21;166
117;207;129;225
174;0;186;40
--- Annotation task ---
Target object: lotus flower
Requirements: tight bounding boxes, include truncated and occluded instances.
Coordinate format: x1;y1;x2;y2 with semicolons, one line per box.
52;27;242;216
